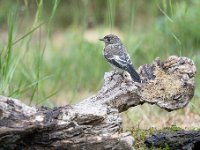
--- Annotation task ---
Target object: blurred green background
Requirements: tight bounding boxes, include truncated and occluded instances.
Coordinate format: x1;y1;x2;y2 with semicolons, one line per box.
0;0;199;129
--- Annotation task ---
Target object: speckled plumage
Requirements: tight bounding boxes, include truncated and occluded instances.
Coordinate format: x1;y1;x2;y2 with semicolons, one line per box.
100;34;141;83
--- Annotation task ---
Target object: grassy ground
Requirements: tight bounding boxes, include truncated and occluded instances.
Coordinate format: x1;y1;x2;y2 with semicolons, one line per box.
0;0;199;148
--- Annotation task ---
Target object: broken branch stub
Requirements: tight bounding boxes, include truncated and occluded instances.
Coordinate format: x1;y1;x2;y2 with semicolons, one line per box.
0;56;196;149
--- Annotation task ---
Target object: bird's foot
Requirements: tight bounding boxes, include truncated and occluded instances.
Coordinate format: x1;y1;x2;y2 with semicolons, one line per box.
110;70;118;81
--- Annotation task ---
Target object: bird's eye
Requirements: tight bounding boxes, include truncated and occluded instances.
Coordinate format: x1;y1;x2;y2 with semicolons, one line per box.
107;38;110;42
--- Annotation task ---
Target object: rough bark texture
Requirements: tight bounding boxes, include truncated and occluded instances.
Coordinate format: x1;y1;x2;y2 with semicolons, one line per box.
0;56;196;150
145;130;200;150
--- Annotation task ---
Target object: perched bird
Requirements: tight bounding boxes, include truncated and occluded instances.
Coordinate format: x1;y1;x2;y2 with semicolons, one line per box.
99;34;141;83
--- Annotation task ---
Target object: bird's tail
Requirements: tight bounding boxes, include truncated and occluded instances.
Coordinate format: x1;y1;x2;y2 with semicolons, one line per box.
126;64;141;83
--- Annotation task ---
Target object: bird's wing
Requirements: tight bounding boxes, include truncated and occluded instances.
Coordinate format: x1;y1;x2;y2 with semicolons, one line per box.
105;51;132;70
105;52;141;82
104;46;141;82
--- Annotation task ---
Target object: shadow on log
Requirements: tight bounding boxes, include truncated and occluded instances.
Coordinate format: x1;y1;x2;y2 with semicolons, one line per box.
0;56;196;150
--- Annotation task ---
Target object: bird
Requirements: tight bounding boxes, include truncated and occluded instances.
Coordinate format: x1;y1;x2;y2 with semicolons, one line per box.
99;34;141;83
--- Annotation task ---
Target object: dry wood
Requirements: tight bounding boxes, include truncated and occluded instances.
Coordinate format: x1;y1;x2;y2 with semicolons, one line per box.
0;56;196;150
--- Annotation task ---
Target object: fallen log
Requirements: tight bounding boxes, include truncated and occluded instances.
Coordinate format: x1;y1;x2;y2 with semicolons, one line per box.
145;130;200;150
0;56;196;150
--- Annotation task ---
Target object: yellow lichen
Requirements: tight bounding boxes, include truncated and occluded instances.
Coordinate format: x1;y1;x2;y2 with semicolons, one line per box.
141;66;183;102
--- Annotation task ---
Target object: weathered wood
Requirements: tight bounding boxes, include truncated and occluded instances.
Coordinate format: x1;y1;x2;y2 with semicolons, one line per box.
145;130;200;150
0;56;196;149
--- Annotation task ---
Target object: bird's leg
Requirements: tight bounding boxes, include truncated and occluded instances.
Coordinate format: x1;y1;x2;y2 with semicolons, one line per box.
110;68;118;81
110;68;127;81
113;68;118;74
116;69;124;78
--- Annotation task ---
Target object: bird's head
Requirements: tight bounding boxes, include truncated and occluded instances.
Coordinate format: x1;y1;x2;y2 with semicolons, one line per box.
99;34;121;46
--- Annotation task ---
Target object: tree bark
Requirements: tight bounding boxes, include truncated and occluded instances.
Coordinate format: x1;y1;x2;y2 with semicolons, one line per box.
0;56;196;150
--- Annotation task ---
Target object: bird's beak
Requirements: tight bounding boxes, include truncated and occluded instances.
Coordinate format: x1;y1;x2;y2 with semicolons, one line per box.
99;38;104;41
